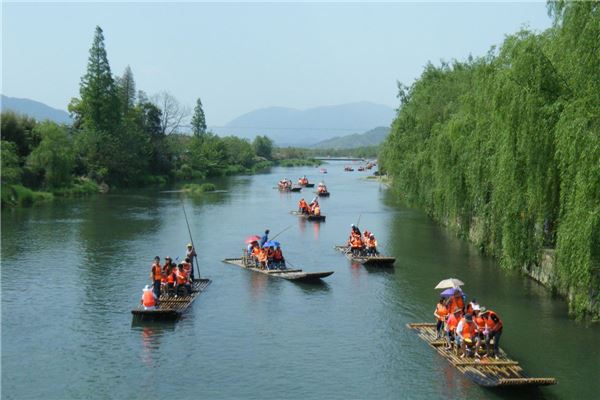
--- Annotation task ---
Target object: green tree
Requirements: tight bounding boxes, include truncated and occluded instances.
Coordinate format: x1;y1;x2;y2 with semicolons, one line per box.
74;26;121;134
0;111;39;158
27;122;74;188
191;98;207;138
252;135;273;159
1;140;22;184
117;65;136;116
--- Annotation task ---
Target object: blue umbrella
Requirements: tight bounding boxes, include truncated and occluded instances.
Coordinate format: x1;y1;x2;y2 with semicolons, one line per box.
440;288;466;297
263;241;280;247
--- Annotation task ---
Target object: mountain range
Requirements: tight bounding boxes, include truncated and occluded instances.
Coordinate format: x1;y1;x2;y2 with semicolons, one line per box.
1;95;394;147
1;95;71;124
310;126;390;149
212;101;395;146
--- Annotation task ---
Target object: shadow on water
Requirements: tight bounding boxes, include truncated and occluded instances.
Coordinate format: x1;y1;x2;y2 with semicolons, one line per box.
293;280;331;294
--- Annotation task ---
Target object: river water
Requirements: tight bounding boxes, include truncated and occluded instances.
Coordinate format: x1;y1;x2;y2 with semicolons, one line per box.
2;163;599;399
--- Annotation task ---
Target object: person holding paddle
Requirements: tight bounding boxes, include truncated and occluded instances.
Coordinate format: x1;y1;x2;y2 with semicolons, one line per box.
186;244;197;280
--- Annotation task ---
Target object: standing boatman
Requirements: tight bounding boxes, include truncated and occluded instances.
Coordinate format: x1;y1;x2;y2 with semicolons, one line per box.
186;244;197;280
260;229;270;247
150;256;162;304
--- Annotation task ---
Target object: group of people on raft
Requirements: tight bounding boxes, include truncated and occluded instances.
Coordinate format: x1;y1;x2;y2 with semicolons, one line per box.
278;178;293;190
246;229;286;270
141;244;197;310
298;197;322;216
298;176;310;186
317;181;328;194
434;289;504;359
347;224;378;256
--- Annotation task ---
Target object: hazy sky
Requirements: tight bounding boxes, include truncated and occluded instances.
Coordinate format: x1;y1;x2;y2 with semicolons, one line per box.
2;2;552;125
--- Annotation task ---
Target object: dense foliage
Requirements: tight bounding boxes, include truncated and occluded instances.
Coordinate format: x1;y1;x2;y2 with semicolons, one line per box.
380;2;599;318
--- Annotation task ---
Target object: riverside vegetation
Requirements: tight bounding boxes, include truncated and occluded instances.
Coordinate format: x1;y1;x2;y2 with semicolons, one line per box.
380;1;599;319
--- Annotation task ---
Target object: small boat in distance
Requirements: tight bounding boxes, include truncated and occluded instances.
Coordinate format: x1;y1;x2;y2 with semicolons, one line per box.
344;166;354;172
320;168;327;174
298;176;315;187
407;323;556;387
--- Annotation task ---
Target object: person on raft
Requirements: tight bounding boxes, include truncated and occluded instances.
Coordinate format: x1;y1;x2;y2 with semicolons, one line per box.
260;229;270;247
298;175;309;185
317;182;327;193
150;256;162;302
298;198;310;214
186;243;197;280
365;234;378;255
141;285;158;310
174;264;191;296
434;297;449;338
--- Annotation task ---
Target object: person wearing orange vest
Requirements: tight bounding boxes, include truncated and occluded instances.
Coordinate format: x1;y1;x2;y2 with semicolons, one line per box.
298;199;310;214
446;290;465;314
456;313;478;358
366;234;378;255
265;246;275;270
150;256;162;301
175;264;191;296
471;306;486;357
161;256;172;285
433;298;449;338
481;309;503;359
273;245;285;269
444;308;462;350
165;264;176;296
313;204;321;216
141;285;157;310
350;235;364;256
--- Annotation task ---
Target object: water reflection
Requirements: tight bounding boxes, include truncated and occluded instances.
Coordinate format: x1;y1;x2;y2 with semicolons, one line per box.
131;322;175;366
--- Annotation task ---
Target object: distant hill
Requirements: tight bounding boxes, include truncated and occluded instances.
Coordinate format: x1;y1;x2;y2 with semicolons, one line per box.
1;95;71;124
311;126;390;149
211;101;395;146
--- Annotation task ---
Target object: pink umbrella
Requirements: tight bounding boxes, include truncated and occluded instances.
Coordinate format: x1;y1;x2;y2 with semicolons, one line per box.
244;235;261;244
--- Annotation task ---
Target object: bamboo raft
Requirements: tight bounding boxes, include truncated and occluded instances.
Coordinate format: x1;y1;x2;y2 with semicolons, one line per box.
334;245;395;266
131;279;211;321
291;210;326;222
222;255;333;282
407;323;556;387
300;183;315;188
316;191;330;197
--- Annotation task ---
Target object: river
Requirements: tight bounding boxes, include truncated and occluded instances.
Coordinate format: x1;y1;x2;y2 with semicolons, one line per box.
1;163;599;399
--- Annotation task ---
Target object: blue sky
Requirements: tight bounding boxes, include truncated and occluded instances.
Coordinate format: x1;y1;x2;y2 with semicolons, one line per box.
2;2;552;125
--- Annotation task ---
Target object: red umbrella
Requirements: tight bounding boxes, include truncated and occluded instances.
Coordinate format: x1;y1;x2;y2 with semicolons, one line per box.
244;235;261;244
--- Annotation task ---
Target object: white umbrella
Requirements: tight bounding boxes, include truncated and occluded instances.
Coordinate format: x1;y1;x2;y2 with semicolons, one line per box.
434;278;464;290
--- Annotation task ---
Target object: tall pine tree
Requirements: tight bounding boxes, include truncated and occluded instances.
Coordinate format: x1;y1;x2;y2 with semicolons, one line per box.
78;26;121;134
117;65;136;116
191;98;207;137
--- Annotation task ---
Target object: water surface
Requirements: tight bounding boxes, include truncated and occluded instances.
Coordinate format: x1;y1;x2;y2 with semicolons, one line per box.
2;164;598;399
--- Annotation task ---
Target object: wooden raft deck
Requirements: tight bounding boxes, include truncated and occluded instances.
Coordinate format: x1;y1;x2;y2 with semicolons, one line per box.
334;245;395;266
290;211;326;222
131;279;211;321
407;323;556;387
222;257;333;282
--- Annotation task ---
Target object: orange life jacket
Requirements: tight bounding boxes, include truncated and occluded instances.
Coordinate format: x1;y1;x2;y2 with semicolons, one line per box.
367;238;377;248
167;271;175;284
152;264;162;281
461;320;477;340
176;269;188;285
273;248;283;260
142;290;156;307
446;314;459;332
351;236;363;248
484;310;503;331
257;249;267;262
435;303;448;321
474;315;486;330
449;296;464;313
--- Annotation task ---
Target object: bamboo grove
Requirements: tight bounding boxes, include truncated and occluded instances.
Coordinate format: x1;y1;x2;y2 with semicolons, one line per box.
380;2;599;318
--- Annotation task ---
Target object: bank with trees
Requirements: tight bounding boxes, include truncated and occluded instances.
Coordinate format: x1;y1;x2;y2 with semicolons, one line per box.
380;2;599;319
